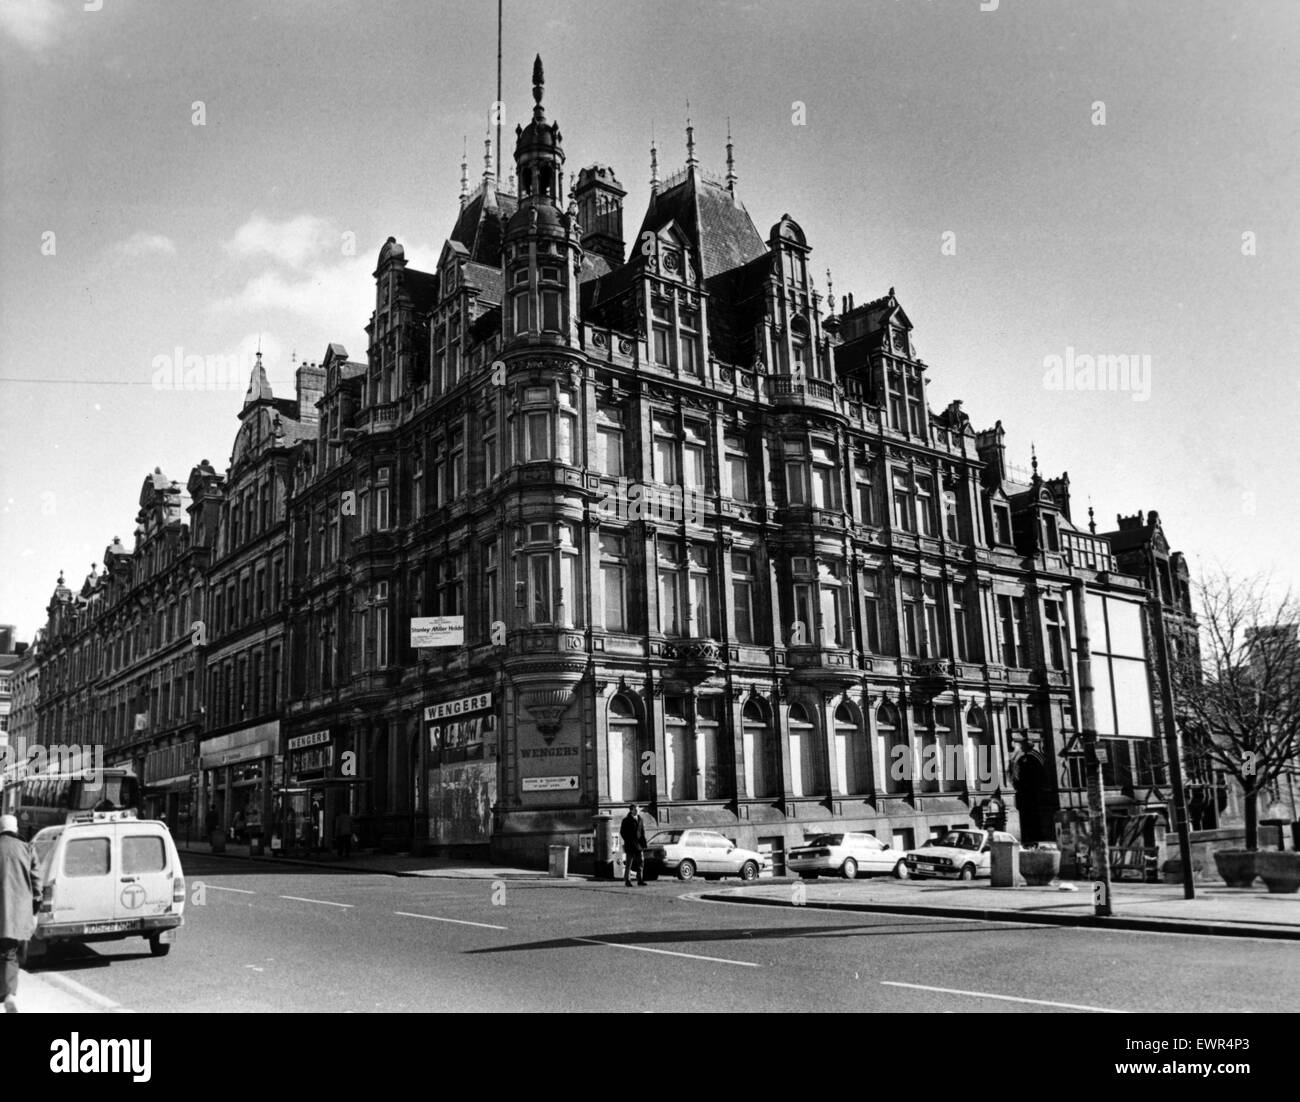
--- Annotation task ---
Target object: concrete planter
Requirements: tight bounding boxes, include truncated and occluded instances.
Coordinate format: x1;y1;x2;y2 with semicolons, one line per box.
1019;847;1061;886
1213;849;1257;888
1256;851;1300;894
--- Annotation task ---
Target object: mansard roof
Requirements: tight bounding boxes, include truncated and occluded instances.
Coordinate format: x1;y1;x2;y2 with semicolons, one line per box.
448;185;519;267
636;167;766;280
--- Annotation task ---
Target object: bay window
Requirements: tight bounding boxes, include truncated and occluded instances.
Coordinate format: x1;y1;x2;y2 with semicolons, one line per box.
657;541;685;636
688;544;714;638
724;434;749;500
652;414;678;484
901;576;921;656
892;470;915;533
731;551;755;644
599;533;627;631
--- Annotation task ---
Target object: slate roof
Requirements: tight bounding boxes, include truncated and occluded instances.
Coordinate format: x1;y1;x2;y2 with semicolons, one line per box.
449;185;520;266
635;168;766;280
404;269;438;313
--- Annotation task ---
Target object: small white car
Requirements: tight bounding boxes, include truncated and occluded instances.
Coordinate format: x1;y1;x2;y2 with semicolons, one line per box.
28;810;186;959
788;832;906;880
644;829;767;882
901;828;1018;880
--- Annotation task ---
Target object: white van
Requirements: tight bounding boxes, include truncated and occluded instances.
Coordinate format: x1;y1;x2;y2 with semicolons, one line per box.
29;810;186;959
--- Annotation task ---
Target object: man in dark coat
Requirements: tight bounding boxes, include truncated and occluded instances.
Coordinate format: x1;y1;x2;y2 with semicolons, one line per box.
619;804;648;887
0;813;43;1013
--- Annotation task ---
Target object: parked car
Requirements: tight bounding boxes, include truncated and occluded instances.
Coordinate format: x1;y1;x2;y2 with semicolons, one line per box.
901;828;1018;880
788;832;906;880
27;810;186;960
643;829;767;881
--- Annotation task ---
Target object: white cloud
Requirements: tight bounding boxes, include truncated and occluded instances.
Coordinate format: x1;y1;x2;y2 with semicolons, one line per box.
0;0;64;52
224;213;334;271
209;256;375;327
116;232;176;258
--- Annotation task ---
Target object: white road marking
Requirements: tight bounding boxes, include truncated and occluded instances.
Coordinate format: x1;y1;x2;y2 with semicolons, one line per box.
205;885;255;895
278;895;353;909
394;911;507;931
571;936;761;968
880;980;1126;1013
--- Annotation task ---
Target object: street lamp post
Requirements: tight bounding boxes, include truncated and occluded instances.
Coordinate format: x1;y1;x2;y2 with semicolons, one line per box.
1070;578;1113;917
1149;596;1195;900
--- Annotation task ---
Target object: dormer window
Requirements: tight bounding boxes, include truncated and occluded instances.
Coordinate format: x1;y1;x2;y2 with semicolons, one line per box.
1043;513;1060;552
993;505;1012;546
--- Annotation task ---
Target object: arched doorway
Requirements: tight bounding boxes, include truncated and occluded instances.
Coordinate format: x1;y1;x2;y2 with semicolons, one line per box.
1012;751;1047;844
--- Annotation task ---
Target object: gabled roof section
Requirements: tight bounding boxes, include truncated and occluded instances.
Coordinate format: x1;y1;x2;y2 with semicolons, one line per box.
636;168;766;280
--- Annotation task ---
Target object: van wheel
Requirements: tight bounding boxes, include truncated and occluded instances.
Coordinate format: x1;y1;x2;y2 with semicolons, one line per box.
147;936;171;958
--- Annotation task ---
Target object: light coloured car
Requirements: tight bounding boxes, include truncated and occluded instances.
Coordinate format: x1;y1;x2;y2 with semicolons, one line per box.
901;828;1018;880
27;809;186;960
788;832;906;880
644;829;766;882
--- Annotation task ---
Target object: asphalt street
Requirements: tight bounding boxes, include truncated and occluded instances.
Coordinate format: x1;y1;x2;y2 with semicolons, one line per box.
29;854;1300;1013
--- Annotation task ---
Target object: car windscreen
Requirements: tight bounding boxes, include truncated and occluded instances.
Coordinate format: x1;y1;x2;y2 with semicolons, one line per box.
801;835;843;847
940;833;980;850
648;831;683;844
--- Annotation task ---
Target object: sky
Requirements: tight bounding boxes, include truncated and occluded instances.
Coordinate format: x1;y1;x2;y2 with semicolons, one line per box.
1;0;1297;642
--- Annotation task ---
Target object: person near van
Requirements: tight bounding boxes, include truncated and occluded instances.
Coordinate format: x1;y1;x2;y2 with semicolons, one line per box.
232;809;246;844
0;813;43;1013
620;804;648;886
333;809;354;858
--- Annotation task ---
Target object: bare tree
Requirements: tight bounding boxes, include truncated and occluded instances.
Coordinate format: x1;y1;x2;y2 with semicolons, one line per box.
1173;571;1300;851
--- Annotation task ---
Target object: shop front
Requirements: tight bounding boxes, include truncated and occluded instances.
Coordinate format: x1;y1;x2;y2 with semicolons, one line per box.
279;727;357;853
141;742;197;842
426;691;498;851
199;721;276;844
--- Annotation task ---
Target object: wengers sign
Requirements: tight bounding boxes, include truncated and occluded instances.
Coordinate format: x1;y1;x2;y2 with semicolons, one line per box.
425;692;495;762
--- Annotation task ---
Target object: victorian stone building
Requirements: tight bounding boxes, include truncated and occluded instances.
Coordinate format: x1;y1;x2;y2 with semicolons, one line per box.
196;353;319;839
32;468;213;829
270;57;1195;868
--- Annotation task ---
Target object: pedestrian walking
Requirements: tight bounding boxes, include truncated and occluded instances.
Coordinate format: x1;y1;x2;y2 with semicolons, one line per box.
620;804;648;886
0;813;44;1013
204;804;219;837
333;808;354;858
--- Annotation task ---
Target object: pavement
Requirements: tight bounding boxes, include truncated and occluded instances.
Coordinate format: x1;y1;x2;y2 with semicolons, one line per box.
700;875;1300;939
7;966;125;1014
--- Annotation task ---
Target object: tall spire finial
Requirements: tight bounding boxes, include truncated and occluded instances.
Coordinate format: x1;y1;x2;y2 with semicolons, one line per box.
725;117;736;193
1088;498;1097;534
459;136;469;205
1031;442;1040;484
685;101;697;168
532;54;545;119
649;126;659;194
825;268;835;315
483;126;494;187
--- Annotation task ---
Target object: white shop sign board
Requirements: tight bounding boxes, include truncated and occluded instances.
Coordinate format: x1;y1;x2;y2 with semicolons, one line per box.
522;776;578;792
411;616;464;647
